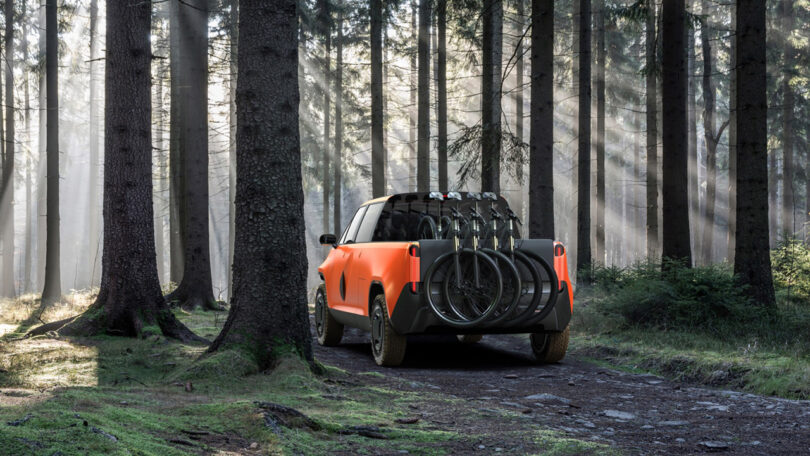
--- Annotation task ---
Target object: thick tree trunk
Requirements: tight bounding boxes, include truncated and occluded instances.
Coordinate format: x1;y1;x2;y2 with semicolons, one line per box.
1;0;15;297
165;0;217;310
59;0;203;342
41;0;62;303
734;0;775;308
727;3;736;262
780;0;795;236
645;0;658;260
661;0;691;265
529;0;553;239
370;0;385;197
319;0;331;232
207;0;312;369
576;0;592;275
333;7;343;234
88;0;101;287
594;0;605;264
437;0;447;191
481;0;503;193
37;4;46;290
416;0;430;192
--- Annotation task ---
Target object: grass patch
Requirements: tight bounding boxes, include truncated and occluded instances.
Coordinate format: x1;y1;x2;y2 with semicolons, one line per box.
573;259;810;399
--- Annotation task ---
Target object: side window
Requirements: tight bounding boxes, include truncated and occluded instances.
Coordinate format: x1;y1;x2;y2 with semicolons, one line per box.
340;205;368;244
354;203;384;243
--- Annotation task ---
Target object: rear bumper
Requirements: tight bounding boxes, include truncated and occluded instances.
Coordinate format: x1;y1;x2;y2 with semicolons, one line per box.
389;282;572;335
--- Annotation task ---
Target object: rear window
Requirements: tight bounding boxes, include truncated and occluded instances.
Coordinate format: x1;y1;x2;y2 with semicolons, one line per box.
354;203;384;243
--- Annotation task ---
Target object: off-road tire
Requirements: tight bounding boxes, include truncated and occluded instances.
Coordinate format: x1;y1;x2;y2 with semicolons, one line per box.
530;326;569;363
315;285;343;346
370;294;407;366
457;334;483;344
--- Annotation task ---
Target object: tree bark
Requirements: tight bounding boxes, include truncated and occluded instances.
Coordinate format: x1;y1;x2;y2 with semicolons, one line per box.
23;6;32;292
155;53;167;284
481;0;502;193
416;0;431;192
36;3;46;290
726;2;736;262
169;0;185;284
370;0;385;197
228;0;238;300
41;0;62;303
1;0;15;297
409;1;416;192
780;0;795;236
734;0;775;308
687;17;698;259
319;0;331;232
594;0;605;264
645;0;658;260
333;6;343;234
437;0;447;191
58;0;203;342
576;0;592;275
661;0;691;265
513;0;525;221
165;0;217;310
529;0;553;239
207;0;313;369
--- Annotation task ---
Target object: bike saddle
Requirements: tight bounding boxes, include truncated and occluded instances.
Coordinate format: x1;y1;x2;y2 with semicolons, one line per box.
466;192;482;201
482;192;498;201
428;191;444;201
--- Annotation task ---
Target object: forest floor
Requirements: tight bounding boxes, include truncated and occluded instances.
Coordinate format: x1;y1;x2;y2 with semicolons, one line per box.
0;293;808;455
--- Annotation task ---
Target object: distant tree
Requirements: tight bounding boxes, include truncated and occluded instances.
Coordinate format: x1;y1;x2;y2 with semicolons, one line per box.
166;0;218;310
437;0;448;191
168;0;184;283
36;2;46;290
1;0;15;297
409;1;416;192
481;0;502;193
734;0;776;307
726;2;737;261
576;0;592;275
56;0;203;341
687;12;698;257
41;0;61;304
780;0;796;235
529;0;554;239
416;0;431;192
318;0;331;231
22;2;33;293
88;0;101;286
371;0;385;197
333;5;343;233
594;0;605;264
645;0;658;259
228;0;238;297
513;0;525;219
661;0;691;265
207;0;313;368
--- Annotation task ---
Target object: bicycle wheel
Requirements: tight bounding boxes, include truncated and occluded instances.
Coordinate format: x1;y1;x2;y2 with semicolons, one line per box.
497;250;544;327
476;248;522;326
513;248;559;327
416;215;438;239
423;249;502;328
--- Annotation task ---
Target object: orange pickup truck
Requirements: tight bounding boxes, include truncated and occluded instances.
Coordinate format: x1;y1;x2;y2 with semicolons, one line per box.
316;192;572;366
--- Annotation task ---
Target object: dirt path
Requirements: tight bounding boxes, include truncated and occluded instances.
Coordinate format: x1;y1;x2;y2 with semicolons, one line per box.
314;325;810;455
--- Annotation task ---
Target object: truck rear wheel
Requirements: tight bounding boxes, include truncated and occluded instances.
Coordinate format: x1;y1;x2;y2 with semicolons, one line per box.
315;285;343;346
530;326;569;363
457;334;483;344
370;294;407;366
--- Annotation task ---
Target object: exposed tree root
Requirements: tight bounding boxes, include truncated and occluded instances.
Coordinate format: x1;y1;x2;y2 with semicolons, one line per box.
165;285;223;312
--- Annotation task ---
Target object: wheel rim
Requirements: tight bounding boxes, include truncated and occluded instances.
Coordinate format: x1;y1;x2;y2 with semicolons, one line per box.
371;305;384;356
315;292;325;337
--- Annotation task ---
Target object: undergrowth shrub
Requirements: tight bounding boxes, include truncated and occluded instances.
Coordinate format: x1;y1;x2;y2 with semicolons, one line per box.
771;237;810;305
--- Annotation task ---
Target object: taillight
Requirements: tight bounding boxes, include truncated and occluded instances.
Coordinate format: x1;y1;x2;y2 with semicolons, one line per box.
409;244;420;293
554;244;565;256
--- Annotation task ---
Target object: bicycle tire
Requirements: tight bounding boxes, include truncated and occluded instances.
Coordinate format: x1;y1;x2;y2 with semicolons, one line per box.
423;249;502;328
476;248;522;327
417;215;438;240
512;247;559;327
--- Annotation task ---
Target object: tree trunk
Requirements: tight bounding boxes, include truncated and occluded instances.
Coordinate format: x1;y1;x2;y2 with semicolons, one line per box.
687;18;698;259
661;0;691;265
37;3;46;290
416;0;431;192
155;58;167;284
207;0;313;369
319;0;331;232
645;0;658;260
594;0;605;264
700;0;721;266
633;95;641;260
576;0;592;275
529;0;553;239
734;0;775;308
370;0;385;197
437;0;447;191
41;0;62;303
481;0;502;193
88;0;101;287
169;0;185;284
1;0;15;297
409;1;416;192
165;0;217;310
228;0;238;300
513;0;525;221
726;2;736;262
59;0;203;342
333;6;343;234
780;0;795;236
23;8;32;292
769;144;778;245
